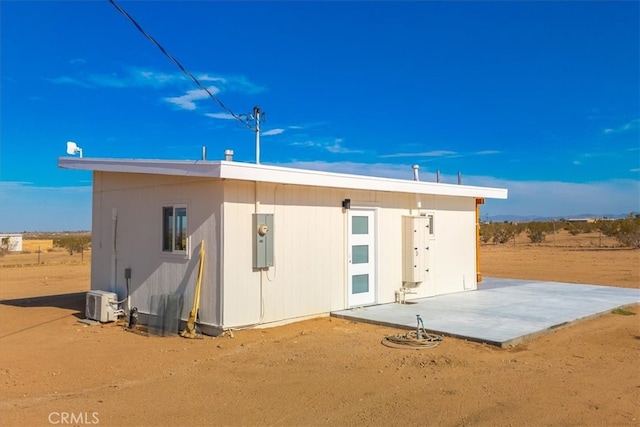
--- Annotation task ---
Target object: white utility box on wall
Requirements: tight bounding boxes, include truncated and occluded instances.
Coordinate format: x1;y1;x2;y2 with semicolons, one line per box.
402;216;430;283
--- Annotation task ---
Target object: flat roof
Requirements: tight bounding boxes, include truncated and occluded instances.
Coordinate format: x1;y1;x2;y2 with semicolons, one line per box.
58;157;508;200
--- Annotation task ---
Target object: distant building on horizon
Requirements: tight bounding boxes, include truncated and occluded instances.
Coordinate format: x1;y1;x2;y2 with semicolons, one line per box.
0;234;23;252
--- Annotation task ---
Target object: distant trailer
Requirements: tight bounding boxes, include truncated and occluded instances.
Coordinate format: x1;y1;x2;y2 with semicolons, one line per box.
0;234;23;252
565;218;596;223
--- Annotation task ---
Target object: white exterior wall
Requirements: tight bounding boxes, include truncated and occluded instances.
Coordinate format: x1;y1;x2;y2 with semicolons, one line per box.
91;172;223;325
220;181;349;327
220;181;479;328
0;234;22;252
89;172;481;330
419;195;478;295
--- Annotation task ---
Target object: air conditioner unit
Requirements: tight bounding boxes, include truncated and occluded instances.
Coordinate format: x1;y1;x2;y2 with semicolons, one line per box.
86;290;118;322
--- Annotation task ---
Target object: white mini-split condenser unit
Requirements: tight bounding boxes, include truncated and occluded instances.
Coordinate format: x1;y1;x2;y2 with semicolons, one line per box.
85;290;118;322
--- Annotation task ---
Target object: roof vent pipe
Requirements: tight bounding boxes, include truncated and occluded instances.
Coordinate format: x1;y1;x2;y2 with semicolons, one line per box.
224;149;234;161
412;164;420;182
202;146;207;161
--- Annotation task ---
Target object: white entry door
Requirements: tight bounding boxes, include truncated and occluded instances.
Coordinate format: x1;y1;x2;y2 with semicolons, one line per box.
348;209;376;307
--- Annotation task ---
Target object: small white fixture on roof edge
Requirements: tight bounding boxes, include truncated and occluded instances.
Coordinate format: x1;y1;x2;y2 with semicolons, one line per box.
66;141;83;158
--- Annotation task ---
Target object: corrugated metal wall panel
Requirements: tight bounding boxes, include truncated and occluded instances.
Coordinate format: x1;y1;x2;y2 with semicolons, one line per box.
90;172;479;329
220;181;349;327
220;180;478;327
431;196;478;295
90;172;224;326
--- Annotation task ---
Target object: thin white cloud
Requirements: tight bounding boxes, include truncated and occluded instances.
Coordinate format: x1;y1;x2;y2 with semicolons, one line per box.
291;138;362;154
380;150;457;159
0;182;92;232
195;74;227;84
630;168;640;173
326;138;362;154
381;150;499;159
270;161;413;179
291;140;317;148
164;86;220;110
0;181;91;193
134;69;186;87
477;177;640;218
222;75;265;94
288;125;304;130
262;128;285;136
69;58;86;65
603;118;640;134
48;76;93;88
205;112;235;120
49;67;263;94
88;74;133;88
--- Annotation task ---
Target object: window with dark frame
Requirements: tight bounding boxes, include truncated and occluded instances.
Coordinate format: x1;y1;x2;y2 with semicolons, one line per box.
162;205;187;253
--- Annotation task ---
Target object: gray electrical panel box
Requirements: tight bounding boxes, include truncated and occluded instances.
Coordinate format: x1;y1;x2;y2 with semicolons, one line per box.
253;213;274;268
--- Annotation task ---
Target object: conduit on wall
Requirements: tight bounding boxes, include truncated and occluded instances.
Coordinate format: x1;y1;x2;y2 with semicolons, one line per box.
111;207;118;294
475;198;484;282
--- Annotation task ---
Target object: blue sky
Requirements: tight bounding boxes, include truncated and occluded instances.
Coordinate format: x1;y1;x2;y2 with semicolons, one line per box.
1;1;638;231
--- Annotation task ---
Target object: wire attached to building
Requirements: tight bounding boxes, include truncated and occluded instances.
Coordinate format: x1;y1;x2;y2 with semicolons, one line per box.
107;0;254;131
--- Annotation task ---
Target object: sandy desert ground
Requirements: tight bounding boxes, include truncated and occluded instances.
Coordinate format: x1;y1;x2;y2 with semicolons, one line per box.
0;233;638;426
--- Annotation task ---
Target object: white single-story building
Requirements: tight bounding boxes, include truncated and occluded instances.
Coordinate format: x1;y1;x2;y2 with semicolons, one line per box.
58;157;507;333
0;234;23;253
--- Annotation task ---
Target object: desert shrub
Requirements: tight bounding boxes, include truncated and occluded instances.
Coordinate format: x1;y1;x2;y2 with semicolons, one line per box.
610;216;640;248
564;223;580;235
526;222;548;243
564;221;597;235
54;235;91;255
492;222;519;244
594;215;640;248
595;219;618;238
479;223;494;243
0;237;9;257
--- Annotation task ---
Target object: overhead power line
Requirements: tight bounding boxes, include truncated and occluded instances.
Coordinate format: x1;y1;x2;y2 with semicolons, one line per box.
108;0;254;131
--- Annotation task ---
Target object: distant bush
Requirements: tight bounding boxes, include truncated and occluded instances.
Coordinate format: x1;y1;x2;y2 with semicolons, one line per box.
54;235;91;255
479;223;494;243
0;237;9;257
564;221;598;235
480;222;520;244
526;223;544;243
596;215;640;248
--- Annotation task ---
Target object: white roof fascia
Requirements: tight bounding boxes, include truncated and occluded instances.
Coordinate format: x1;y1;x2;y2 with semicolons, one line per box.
58;157;508;199
58;157;222;177
217;161;507;199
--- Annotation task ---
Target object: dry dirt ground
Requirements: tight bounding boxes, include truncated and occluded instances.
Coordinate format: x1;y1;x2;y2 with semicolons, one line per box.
1;237;639;427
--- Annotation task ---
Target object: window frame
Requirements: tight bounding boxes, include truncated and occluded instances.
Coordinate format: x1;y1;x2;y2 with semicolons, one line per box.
162;204;189;256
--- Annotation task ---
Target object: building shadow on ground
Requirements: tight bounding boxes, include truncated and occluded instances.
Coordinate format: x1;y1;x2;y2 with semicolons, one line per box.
0;292;85;318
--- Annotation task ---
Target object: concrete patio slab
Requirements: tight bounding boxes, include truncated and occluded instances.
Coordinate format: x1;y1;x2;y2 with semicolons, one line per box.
331;277;640;347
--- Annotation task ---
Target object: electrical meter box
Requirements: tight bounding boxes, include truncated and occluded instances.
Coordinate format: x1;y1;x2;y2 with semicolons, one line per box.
253;213;274;268
402;216;430;283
